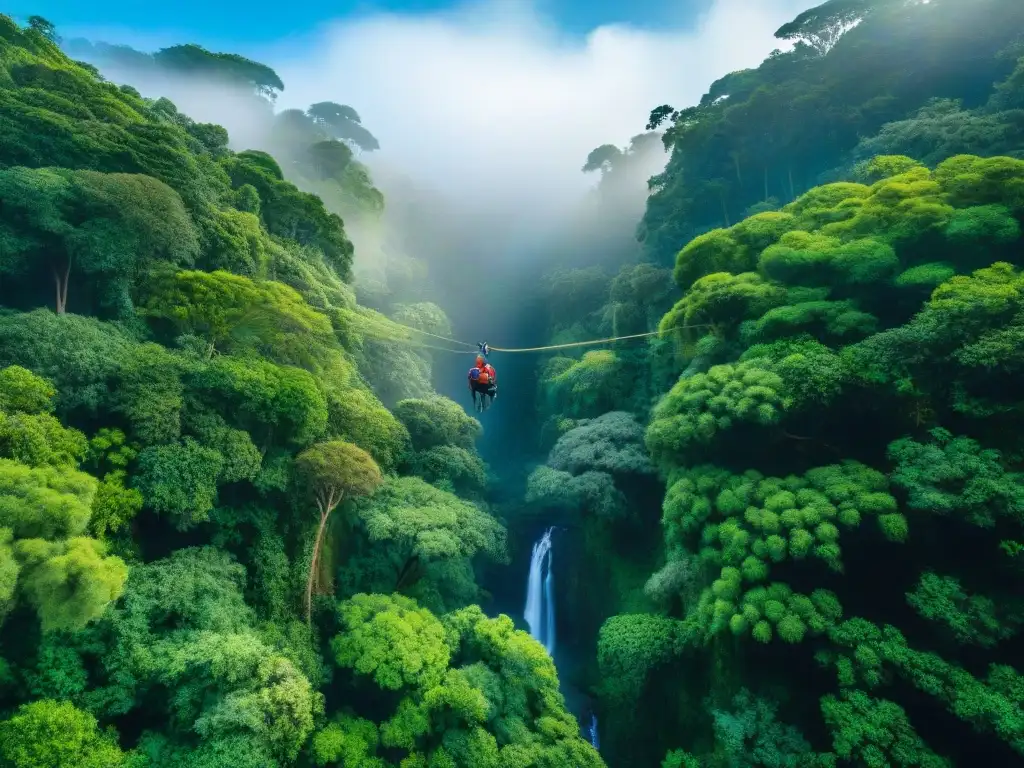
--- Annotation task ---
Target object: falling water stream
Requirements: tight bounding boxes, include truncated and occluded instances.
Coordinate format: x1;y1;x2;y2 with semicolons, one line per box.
523;526;555;655
524;526;601;752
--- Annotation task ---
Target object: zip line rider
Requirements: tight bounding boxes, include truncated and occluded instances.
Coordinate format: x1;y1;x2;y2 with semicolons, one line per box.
468;354;497;412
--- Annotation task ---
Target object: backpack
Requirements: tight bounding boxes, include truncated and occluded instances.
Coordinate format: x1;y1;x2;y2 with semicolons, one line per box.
478;368;491;385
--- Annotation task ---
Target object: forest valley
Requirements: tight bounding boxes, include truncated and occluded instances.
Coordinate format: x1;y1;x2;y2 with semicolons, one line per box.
0;0;1023;765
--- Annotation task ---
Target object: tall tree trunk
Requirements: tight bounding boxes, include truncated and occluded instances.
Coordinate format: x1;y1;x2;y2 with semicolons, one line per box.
305;489;341;624
788;166;795;201
315;526;336;596
719;193;730;228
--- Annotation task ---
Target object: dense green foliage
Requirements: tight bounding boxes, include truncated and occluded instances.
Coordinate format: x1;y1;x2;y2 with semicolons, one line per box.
6;0;1024;765
641;0;1024;263
0;15;598;767
527;2;1024;766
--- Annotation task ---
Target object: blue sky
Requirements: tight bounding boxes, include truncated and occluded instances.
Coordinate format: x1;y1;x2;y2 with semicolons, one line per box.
7;0;714;49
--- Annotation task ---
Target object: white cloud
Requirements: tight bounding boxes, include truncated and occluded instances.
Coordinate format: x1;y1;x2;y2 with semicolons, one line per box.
264;0;806;216
72;0;808;257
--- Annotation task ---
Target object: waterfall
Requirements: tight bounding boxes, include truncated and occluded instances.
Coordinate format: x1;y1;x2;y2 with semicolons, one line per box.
589;713;600;750
524;526;556;655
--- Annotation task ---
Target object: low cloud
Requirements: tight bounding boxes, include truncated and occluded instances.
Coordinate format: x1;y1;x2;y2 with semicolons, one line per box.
72;0;806;224
269;0;806;216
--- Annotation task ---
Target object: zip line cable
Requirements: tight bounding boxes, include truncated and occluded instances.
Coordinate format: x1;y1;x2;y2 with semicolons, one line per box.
361;319;715;354
343;312;472;354
341;305;715;356
408;329;477;349
487;327;711;353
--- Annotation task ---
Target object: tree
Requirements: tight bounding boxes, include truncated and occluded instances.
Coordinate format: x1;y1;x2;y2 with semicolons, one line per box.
295;441;382;622
547;411;654;476
142;270;336;367
0;311;135;418
0;450;129;632
17;536;129;633
25;15;58;42
405;444;488;498
27;547;321;760
851;99;1024;167
0;699;131;768
304;140;354;180
327;596;604;766
219;152;355;280
324;384;410;473
134;438;224;529
774;0;876;56
307;102;380;151
0;167;199;315
332;593;450;692
353;476;506;592
393;397;482;451
526;466;627;520
582;144;623;174
0;365;55;414
152;43;285;100
191;355;329;449
820;690;950;767
647;104;678;131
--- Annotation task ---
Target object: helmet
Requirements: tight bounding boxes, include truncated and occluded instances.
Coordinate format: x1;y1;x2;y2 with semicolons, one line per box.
475;355;485;367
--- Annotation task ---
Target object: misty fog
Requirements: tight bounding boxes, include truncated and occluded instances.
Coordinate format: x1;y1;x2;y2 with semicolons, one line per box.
62;0;806;267
61;0;808;464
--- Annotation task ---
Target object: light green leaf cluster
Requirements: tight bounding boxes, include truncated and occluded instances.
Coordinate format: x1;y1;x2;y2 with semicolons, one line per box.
356;476;506;566
543;350;630;420
660;461;900;647
394;397;481;452
329;596;604;766
0;699;133;768
660;271;785;340
663;461;898;578
646;361;788;467
671;212;798;290
141;269;337;371
759;231;899;287
0;369;129;633
742;299;878;345
324;382;410;473
312;714;386;767
716;582;842;645
597;613;690;704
